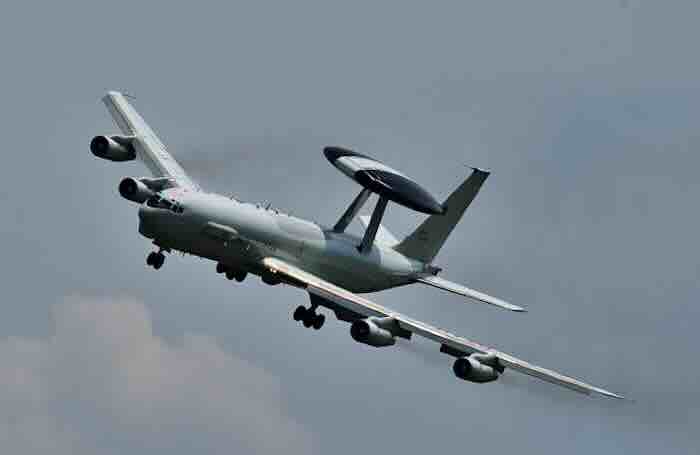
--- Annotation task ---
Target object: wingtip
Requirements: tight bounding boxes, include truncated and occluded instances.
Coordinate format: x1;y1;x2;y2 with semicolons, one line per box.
498;300;526;312
590;388;626;400
601;390;626;400
467;165;491;175
105;90;135;99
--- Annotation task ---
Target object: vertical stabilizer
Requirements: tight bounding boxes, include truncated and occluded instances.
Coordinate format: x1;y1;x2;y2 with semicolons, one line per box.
394;168;490;263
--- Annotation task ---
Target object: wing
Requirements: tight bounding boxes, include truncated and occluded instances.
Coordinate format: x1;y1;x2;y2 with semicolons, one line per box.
263;257;623;399
416;275;525;312
102;91;199;191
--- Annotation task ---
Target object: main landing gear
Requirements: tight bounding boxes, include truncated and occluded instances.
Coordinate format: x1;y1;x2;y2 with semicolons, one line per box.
293;305;325;330
146;251;166;270
216;263;247;282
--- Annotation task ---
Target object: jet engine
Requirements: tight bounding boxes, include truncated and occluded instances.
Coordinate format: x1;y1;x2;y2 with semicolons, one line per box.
118;177;155;203
90;135;136;161
350;317;397;347
452;353;504;383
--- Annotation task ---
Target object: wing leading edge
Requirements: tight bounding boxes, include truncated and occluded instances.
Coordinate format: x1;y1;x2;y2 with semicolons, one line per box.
101;91;199;191
263;257;623;399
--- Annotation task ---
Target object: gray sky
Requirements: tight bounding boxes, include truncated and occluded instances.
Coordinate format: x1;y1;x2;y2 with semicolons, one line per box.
1;0;698;453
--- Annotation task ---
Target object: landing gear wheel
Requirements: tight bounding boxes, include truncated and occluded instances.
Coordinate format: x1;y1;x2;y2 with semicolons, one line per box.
216;263;226;274
293;305;306;322
312;314;325;330
153;253;165;270
234;271;247;282
225;271;235;280
294;306;323;329
146;252;157;266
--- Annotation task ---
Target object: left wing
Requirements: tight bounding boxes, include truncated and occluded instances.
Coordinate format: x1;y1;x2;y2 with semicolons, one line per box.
102;91;200;191
263;257;623;399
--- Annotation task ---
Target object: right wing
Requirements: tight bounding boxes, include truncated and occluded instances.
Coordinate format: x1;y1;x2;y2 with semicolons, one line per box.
416;275;525;312
263;257;623;399
102;91;199;191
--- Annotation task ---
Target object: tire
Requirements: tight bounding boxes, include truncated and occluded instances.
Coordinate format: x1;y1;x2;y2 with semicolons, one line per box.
146;252;155;266
152;253;165;270
234;272;246;282
216;263;226;274
302;315;314;328
312;314;325;330
293;306;306;322
225;271;235;280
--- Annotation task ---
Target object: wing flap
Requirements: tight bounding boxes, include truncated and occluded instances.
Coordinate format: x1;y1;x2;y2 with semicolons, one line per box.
262;257;623;399
417;275;525;312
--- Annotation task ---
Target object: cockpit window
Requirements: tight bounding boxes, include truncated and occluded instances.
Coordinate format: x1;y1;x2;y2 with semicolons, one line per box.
146;195;184;214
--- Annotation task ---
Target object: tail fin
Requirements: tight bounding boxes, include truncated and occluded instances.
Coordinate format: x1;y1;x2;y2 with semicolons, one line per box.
394;168;490;263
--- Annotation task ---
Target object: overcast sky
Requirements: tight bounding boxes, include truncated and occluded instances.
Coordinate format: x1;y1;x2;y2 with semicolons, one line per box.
0;1;698;454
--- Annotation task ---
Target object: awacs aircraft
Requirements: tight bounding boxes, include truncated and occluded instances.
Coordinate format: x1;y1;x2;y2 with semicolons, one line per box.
90;91;622;399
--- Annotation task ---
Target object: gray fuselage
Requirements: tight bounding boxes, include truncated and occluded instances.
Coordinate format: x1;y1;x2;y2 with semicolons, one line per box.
137;188;425;292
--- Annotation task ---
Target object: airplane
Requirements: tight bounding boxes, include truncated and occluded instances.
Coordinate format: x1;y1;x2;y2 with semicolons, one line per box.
89;91;623;399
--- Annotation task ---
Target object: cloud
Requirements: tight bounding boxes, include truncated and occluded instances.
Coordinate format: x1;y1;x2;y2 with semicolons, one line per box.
0;297;314;455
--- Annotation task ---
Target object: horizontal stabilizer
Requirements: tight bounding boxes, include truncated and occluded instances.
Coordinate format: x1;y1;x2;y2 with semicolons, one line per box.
417;275;525;312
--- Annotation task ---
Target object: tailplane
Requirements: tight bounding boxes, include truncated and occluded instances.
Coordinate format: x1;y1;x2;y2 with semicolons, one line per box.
394;168;490;263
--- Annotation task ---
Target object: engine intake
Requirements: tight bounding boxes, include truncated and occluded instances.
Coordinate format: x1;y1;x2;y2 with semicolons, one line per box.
350;317;404;347
453;353;504;383
119;177;155;203
90;135;136;161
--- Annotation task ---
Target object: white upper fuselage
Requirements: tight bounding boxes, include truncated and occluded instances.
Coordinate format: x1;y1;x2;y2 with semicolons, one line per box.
138;188;425;292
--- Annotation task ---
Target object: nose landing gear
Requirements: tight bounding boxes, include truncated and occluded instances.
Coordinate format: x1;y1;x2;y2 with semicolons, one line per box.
293;305;325;330
146;251;166;270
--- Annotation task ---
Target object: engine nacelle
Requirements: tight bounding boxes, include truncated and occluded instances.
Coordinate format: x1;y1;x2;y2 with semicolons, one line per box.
261;270;282;286
90;135;136;161
118;177;155;203
350;317;396;347
453;353;503;383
